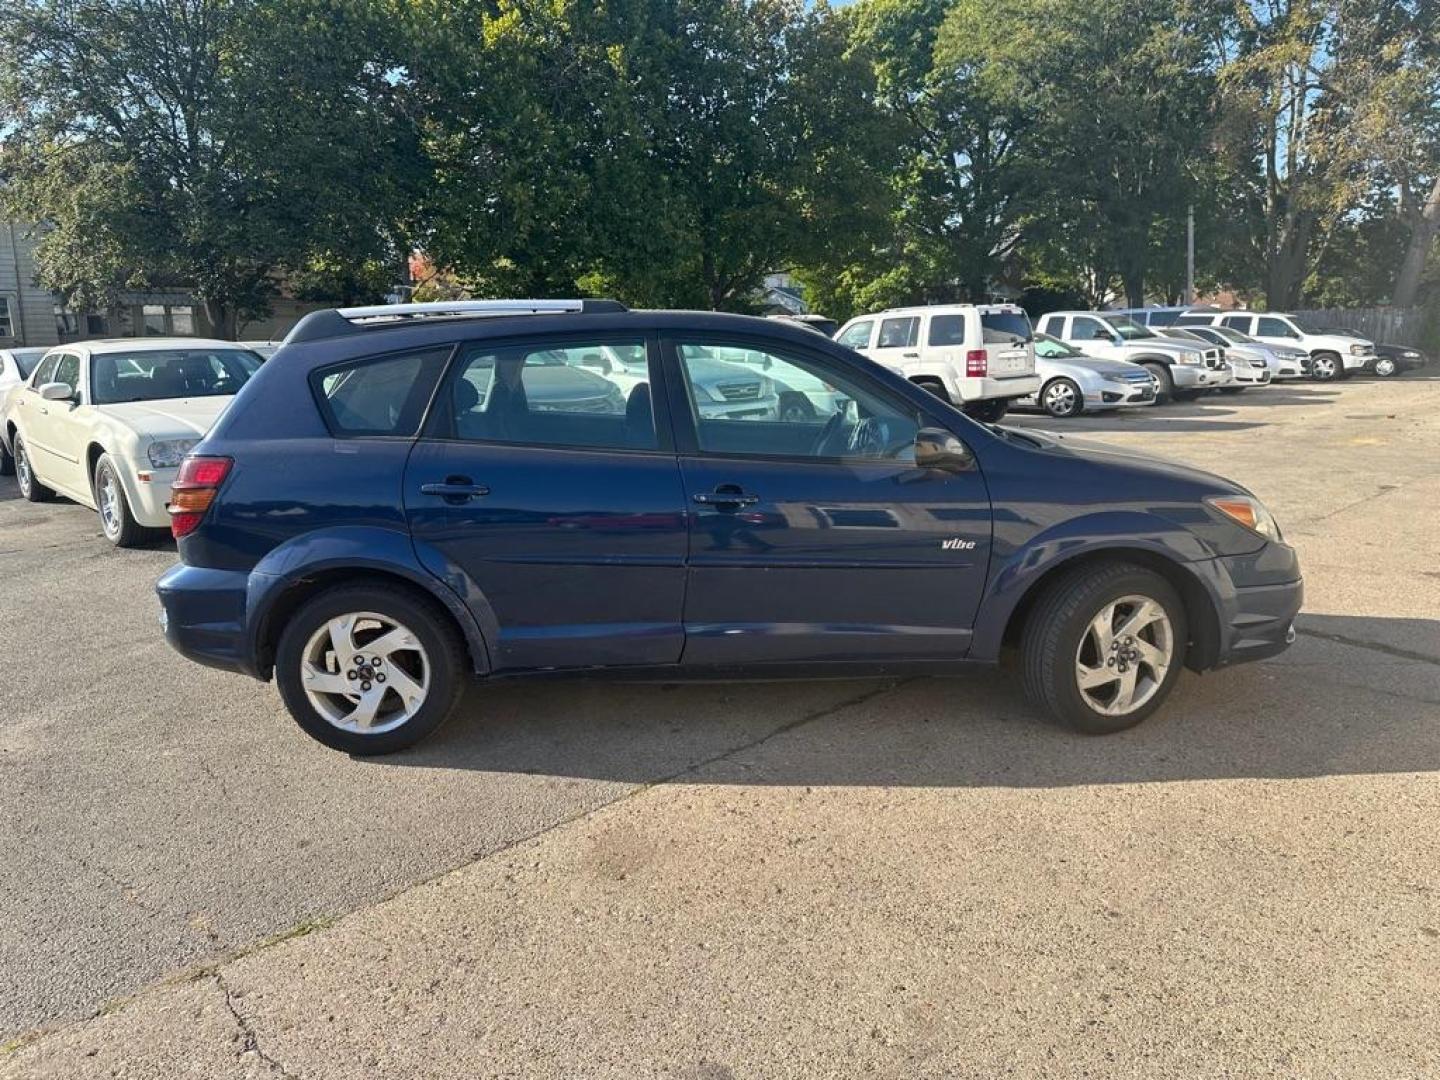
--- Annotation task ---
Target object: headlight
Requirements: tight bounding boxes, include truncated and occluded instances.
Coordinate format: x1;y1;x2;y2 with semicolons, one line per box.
1207;495;1281;541
1403;350;1420;359
147;439;198;468
1175;353;1200;365
1349;344;1368;356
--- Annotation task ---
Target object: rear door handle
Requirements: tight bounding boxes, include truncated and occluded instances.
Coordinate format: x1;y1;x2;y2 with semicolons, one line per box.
420;479;490;503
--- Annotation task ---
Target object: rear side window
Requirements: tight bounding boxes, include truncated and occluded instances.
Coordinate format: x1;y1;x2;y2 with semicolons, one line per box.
1147;310;1180;326
876;317;918;348
1174;315;1210;326
928;314;966;346
1219;315;1252;332
836;321;873;349
980;311;1032;344
312;346;452;437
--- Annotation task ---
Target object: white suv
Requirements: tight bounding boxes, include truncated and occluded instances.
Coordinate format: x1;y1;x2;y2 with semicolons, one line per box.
1176;310;1373;381
833;304;1040;422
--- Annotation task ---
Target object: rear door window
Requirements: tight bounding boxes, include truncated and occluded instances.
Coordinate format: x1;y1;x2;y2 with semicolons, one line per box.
442;339;655;451
313;347;452;437
1219;314;1253;332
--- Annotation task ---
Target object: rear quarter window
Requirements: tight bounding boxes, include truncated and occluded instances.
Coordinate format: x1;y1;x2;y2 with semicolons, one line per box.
311;346;452;437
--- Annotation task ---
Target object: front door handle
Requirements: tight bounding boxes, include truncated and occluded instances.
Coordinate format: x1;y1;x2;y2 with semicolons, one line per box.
693;489;759;507
420;478;490;503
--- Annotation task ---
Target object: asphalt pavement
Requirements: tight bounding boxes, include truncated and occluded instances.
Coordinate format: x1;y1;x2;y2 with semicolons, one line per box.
1;372;1437;1077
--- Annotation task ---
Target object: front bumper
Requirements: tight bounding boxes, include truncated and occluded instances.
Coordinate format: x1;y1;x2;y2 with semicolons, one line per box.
1228;364;1273;386
1171;364;1232;389
126;466;179;528
156;562;264;679
1209;543;1303;667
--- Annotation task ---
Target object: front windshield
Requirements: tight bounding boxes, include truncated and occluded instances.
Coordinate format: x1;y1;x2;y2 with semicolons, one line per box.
91;348;261;404
1209;326;1252;344
13;348;48;378
1164;328;1207;344
1109;315;1156;340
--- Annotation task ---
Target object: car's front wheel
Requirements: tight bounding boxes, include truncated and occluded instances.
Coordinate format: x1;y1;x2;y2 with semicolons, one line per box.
275;584;467;754
1372;356;1397;377
13;435;53;503
1041;378;1082;418
94;454;150;547
1021;562;1187;734
1311;352;1340;381
1144;363;1174;404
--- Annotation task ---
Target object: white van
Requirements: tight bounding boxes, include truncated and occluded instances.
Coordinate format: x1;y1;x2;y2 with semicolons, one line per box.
833;304;1040;422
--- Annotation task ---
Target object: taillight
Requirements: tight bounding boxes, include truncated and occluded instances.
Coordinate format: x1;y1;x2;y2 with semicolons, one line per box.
169;455;232;539
965;349;988;377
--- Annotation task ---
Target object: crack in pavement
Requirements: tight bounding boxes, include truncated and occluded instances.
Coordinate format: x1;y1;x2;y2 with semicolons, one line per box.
1297;627;1440;668
214;972;298;1079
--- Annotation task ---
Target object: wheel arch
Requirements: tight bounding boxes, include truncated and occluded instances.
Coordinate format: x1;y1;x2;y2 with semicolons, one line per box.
246;529;495;681
988;545;1222;674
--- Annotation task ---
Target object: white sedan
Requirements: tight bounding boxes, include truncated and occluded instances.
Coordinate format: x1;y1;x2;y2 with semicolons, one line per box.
0;338;261;546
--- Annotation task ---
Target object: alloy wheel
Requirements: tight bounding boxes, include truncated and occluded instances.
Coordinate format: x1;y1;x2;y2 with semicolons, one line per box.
1074;594;1173;717
300;611;431;734
1312;356;1337;380
98;467;122;538
16;443;32;497
1373;357;1396;377
1043;381;1079;417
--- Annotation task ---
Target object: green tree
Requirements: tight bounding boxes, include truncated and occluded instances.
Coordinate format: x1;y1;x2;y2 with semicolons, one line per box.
0;0;421;335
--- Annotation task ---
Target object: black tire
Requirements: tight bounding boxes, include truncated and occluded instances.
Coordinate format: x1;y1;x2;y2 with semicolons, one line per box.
1218;386;1245;394
1310;352;1340;381
1143;363;1173;404
1040;378;1083;418
963;398;1009;423
94;453;151;548
0;437;13;477
275;584;467;755
13;435;53;502
912;377;950;403
1020;561;1188;735
1372;356;1398;378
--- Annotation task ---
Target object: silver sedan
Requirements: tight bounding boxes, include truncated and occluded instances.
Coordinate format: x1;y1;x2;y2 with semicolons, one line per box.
1019;333;1158;418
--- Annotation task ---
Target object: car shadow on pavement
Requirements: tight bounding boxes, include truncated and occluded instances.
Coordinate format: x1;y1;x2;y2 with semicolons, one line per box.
383;612;1440;790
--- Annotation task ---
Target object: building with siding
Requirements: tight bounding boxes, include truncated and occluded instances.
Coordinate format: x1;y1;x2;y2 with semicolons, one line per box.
1;221;331;346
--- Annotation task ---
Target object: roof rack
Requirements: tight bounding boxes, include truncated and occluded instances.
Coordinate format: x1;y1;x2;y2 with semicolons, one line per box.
285;298;628;343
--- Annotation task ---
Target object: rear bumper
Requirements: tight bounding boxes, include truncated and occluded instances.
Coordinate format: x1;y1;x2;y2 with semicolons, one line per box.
156;563;265;679
955;373;1040;403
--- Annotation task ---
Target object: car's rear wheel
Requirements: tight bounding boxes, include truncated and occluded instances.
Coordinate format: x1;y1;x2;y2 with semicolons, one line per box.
94;454;150;548
963;398;1009;423
912;377;950;402
275;585;467;754
1041;378;1082;418
1021;562;1187;734
13;435;53;502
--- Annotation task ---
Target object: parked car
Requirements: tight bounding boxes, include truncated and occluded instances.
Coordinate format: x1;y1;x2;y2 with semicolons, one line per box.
1019;333;1157;417
1111;306;1189;330
1163;327;1272;391
1034;311;1232;402
0;347;50;474
1176;310;1373;381
1315;327;1429;378
0;339;262;545
833;304;1040;423
241;341;281;361
767;313;839;338
1177;324;1310;379
155;299;1302;755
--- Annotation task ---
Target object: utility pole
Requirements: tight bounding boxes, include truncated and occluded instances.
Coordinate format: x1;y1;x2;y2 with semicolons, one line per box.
1185;204;1195;306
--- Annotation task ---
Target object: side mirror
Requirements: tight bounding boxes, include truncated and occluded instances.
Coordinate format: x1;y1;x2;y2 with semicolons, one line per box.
914;427;974;472
39;382;75;403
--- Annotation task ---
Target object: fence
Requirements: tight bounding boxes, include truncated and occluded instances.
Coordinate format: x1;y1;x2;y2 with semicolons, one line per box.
1291;306;1432;348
